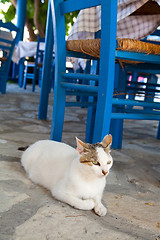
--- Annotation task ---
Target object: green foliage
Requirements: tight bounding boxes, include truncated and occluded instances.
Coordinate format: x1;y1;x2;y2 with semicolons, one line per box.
0;1;15;22
26;0;34;19
1;0;10;3
65;11;79;35
0;0;79;36
1;5;15;22
39;1;48;28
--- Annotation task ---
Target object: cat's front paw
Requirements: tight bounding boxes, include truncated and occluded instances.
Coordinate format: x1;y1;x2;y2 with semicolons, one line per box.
72;199;94;210
94;204;107;216
82;199;95;210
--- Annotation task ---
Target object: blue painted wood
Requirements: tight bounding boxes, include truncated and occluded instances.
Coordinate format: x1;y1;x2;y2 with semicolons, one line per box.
62;72;99;81
110;63;126;149
38;1;54;120
85;60;99;143
66;102;96;107
16;0;27;88
61;82;98;92
144;74;158;112
46;0;160;147
50;0;67;141
110;119;123;148
60;0;101;14
116;50;160;64
66;50;99;60
157;123;160;139
92;0;117;142
66;91;97;97
49;0;119;143
122;108;160;115
23;36;45;92
124;64;160;74
112;98;160;108
119;28;160;143
0;20;20;94
149;29;160;36
18;58;25;88
32;36;45;92
16;0;27;41
111;113;160;120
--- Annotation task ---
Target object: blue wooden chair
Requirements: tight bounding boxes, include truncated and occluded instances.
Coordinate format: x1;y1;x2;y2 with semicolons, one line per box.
23;36;45;92
47;0;160;148
49;0;117;143
0;20;20;94
111;28;160;148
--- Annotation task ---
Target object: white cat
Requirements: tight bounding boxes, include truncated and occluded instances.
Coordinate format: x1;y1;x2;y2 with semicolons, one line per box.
21;134;113;216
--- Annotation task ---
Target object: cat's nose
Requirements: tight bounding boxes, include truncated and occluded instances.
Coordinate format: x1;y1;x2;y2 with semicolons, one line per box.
102;170;108;175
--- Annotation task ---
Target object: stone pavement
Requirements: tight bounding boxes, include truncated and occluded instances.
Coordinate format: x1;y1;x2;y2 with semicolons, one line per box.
0;84;160;240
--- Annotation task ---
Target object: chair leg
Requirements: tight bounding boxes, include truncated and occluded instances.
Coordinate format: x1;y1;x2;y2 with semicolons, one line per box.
110;63;127;149
127;71;138;109
50;85;66;142
157;121;160;139
32;67;37;92
0;75;7;94
49;60;55;92
85;60;99;143
92;0;117;142
110;119;123;149
38;4;54;120
23;64;28;89
18;58;25;88
86;105;96;143
144;74;157;111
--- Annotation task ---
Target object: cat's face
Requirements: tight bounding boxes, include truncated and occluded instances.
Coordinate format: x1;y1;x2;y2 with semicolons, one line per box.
76;135;113;177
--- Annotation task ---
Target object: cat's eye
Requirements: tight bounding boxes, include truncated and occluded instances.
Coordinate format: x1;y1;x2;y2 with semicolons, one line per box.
92;160;100;166
107;161;111;165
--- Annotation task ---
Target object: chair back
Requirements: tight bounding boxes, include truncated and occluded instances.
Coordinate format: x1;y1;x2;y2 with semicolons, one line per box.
35;35;45;66
0;20;20;94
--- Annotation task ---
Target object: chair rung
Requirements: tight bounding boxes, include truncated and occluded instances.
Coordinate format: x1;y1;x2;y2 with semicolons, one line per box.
61;82;98;93
61;72;98;81
66;90;97;97
66;50;98;60
112;98;160;108
66;101;96;107
0;44;11;50
124;108;160;115
116;50;160;64
111;112;160;120
24;74;34;79
126;86;160;94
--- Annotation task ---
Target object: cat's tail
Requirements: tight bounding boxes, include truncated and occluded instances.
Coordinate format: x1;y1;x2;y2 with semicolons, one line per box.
18;146;29;151
21;142;40;174
21;140;46;175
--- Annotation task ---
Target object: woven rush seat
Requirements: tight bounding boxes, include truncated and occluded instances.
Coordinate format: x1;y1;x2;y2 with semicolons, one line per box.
66;38;160;58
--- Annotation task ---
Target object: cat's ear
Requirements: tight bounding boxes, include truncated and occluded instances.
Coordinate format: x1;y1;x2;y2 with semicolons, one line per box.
76;137;86;154
101;134;112;149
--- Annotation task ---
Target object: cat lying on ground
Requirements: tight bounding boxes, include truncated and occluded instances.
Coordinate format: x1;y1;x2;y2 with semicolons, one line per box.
21;134;113;216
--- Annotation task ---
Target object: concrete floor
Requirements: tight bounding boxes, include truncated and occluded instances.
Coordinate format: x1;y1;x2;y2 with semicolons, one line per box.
0;84;160;240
